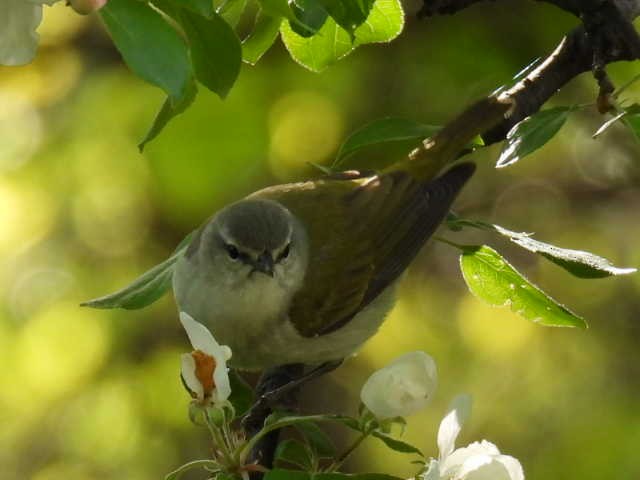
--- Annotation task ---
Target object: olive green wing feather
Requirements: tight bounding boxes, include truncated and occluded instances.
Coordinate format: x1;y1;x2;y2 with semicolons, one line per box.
254;163;474;338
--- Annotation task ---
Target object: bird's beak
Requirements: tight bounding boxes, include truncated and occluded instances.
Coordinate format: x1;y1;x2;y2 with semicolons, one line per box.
252;252;275;277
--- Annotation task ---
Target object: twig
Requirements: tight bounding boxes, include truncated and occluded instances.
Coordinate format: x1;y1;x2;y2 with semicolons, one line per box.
419;0;640;144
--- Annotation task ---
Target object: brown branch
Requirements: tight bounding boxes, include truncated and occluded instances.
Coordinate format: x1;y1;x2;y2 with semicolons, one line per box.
419;0;640;144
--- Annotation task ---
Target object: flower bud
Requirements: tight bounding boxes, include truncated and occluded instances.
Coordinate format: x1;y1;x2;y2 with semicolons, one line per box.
360;351;437;419
68;0;108;15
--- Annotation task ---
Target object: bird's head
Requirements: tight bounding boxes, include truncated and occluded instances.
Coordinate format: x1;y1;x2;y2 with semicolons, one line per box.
200;199;308;288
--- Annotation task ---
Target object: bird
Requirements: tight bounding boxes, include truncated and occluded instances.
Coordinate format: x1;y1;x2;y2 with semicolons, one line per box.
172;96;511;372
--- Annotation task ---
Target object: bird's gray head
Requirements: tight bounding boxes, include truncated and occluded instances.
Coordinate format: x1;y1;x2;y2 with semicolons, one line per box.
197;199;308;286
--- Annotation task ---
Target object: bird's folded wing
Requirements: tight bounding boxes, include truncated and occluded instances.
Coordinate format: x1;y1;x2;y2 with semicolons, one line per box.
253;163;474;337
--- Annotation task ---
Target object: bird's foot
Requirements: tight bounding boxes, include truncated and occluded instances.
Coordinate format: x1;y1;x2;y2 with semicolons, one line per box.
241;360;343;434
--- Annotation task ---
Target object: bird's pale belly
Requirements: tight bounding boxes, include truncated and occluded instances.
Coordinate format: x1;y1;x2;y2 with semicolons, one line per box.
173;258;396;370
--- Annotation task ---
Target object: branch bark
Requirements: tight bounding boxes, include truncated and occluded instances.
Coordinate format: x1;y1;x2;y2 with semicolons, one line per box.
419;0;640;145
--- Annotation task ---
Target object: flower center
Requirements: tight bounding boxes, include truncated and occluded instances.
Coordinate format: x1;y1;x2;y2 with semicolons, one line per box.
192;349;216;397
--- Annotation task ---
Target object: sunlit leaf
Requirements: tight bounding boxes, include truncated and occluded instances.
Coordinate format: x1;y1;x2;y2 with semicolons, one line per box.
335;117;439;166
623;103;640;140
280;16;351;72
274;439;313;470
319;0;375;36
497;106;572;168
219;0;248;26
371;431;423;455
258;0;296;19
351;0;403;45
447;215;636;279
139;79;197;151
100;0;192;104
280;0;403;72
492;225;637;278
290;0;329;37
460;245;587;328
81;232;193;309
592;111;627;138
177;9;242;98
242;10;282;64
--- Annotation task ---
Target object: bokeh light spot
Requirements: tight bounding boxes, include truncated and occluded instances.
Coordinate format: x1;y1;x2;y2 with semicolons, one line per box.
457;293;536;357
268;91;343;179
15;302;110;401
0;180;58;256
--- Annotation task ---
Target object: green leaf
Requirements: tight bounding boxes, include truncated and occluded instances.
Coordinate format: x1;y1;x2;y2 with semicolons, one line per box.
592;111;627;139
100;0;192;104
371;431;423;456
319;0;375;36
139;79;197;151
622;103;640;141
290;0;329;37
593;104;640;140
497;106;572;168
274;439;314;470
228;370;255;417
165;0;215;17
446;215;636;279
264;470;403;480
280;0;403;72
242;10;282;64
219;0;248;26
258;0;296;19
351;0;403;45
81;232;193;310
177;9;242;98
165;459;220;480
295;421;336;457
280;18;351;72
460;245;587;328
326;414;361;431
335;117;440;166
492;225;637;279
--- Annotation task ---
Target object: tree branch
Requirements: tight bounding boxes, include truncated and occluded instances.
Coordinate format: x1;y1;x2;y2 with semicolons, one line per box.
419;0;640;144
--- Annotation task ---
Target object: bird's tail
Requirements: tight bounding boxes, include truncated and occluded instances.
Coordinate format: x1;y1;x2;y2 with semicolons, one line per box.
386;95;513;181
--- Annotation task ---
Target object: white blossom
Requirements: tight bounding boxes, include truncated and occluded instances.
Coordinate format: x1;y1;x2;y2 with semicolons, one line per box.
179;312;232;405
0;0;58;66
422;394;524;480
361;351;438;419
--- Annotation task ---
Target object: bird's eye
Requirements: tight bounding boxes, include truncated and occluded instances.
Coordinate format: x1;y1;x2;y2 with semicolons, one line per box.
225;244;239;260
279;243;291;261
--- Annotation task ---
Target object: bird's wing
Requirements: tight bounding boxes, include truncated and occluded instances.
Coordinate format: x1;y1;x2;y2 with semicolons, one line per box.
252;163;474;337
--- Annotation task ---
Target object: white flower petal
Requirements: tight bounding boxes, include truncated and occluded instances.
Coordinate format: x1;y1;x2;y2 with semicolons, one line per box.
421;459;442;480
179;312;232;404
494;455;524;480
438;394;472;460
212;363;231;403
180;311;223;356
180;353;204;400
455;454;514;480
0;0;43;66
221;345;232;361
442;441;501;477
361;351;438;419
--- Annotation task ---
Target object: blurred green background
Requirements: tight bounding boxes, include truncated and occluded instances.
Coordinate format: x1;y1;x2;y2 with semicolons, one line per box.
1;2;639;479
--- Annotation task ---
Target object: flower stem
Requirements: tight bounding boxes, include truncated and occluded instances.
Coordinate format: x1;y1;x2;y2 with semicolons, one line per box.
204;409;235;467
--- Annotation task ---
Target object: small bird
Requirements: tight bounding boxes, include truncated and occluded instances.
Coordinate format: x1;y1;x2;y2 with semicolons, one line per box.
173;97;510;371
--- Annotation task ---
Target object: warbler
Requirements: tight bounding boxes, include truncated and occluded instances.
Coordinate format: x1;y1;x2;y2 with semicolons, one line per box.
172;96;510;371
